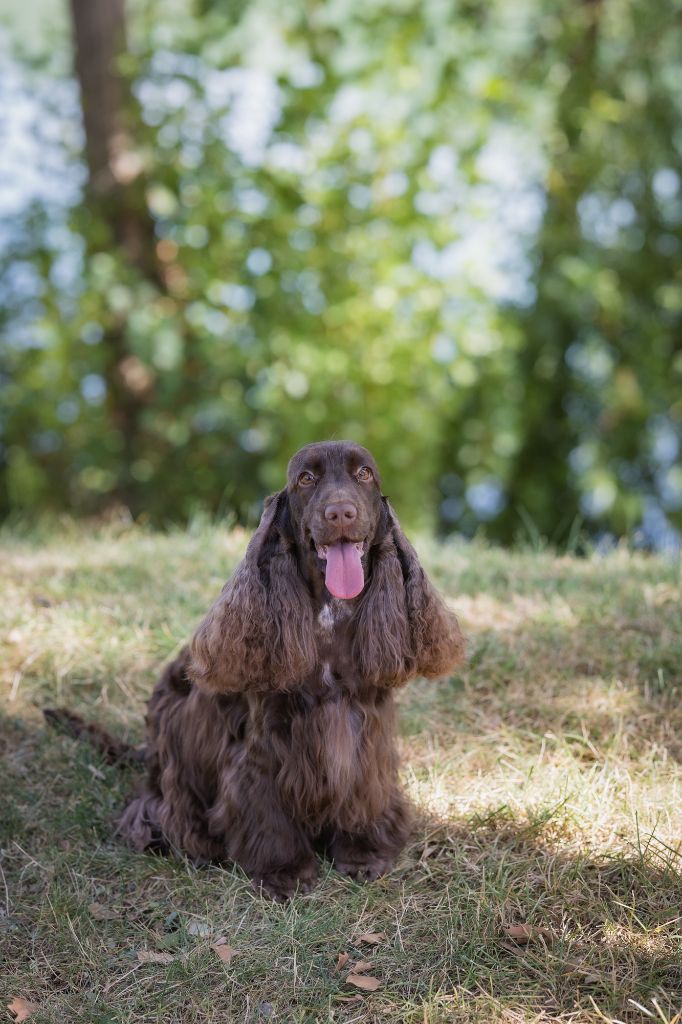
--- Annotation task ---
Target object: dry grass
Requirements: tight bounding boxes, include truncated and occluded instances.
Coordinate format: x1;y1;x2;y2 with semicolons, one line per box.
1;522;681;1023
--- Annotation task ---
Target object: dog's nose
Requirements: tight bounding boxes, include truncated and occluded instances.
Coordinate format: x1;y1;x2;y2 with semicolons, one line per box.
324;501;358;524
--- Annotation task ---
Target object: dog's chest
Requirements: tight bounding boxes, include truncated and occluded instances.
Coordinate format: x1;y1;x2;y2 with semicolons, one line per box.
316;599;352;635
314;599;354;685
279;599;363;816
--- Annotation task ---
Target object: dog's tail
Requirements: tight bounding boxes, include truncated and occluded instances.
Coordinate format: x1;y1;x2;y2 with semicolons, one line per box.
43;708;145;766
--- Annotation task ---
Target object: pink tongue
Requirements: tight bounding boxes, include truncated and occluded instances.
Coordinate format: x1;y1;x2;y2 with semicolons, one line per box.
324;542;365;600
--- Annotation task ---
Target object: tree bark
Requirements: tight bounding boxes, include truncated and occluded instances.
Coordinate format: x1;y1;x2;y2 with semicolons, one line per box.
69;0;160;512
70;0;128;193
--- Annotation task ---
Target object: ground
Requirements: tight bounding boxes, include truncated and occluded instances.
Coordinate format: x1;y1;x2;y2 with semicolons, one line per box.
1;523;680;1024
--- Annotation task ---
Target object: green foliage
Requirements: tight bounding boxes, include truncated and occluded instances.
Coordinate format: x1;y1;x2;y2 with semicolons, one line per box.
1;0;681;541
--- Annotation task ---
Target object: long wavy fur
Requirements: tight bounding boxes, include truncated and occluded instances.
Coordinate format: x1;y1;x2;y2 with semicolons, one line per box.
189;490;317;691
111;446;465;899
353;500;465;685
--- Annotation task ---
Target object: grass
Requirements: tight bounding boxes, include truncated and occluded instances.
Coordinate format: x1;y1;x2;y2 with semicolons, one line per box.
1;521;681;1023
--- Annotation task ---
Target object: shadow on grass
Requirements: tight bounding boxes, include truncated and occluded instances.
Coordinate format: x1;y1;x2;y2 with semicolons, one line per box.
401;608;682;767
401;809;682;1022
1;709;681;1024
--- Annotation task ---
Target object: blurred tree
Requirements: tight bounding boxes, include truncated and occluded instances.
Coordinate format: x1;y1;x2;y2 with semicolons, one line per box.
496;0;606;544
70;0;162;511
437;0;682;546
0;0;680;544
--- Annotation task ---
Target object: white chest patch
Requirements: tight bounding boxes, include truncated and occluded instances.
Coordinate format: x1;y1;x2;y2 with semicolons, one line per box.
318;604;335;631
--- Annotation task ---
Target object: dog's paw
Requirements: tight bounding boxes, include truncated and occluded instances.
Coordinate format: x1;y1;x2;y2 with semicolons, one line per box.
254;860;319;901
333;851;395;882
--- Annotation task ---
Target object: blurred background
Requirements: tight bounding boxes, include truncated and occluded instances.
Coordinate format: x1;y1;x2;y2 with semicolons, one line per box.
0;0;680;548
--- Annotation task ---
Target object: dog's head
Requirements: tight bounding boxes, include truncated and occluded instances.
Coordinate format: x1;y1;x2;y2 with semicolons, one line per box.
285;440;384;600
190;440;464;690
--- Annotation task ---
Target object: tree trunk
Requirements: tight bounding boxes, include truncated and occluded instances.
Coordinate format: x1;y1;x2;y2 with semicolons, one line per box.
485;0;605;544
70;0;127;192
69;0;160;512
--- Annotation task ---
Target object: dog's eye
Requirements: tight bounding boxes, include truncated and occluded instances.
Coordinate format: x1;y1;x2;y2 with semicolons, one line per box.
356;466;373;483
298;471;316;487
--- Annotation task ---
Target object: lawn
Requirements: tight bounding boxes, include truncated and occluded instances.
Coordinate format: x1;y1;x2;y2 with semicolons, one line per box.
1;523;681;1023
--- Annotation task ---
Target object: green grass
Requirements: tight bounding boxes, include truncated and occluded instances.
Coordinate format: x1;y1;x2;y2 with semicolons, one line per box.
1;523;681;1023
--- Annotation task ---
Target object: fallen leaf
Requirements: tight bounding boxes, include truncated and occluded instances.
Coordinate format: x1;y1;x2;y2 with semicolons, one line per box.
504;924;533;943
212;943;237;964
358;931;385;945
334;995;362;1004
346;972;381;992
187;920;211;937
351;960;374;974
137;950;174;964
503;924;551;944
336;951;350;971
89;902;119;920
7;998;39;1022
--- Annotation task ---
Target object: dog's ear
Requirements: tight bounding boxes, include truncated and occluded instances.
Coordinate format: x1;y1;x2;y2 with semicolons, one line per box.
353;499;465;685
189;489;316;692
388;500;465;678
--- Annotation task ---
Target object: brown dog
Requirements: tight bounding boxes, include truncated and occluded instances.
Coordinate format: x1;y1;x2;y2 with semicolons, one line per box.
117;440;465;898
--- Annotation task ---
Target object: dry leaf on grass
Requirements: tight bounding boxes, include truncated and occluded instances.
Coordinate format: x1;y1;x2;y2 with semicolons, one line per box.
89;902;119;920
350;960;374;974
503;924;533;943
137;950;174;964
346;973;381;992
335;951;350;971
187;920;211;937
358;932;385;945
212;942;237;964
7;998;39;1022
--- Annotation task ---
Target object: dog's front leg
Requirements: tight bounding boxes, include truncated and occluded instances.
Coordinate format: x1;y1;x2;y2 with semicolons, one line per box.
330;787;411;882
211;760;318;901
